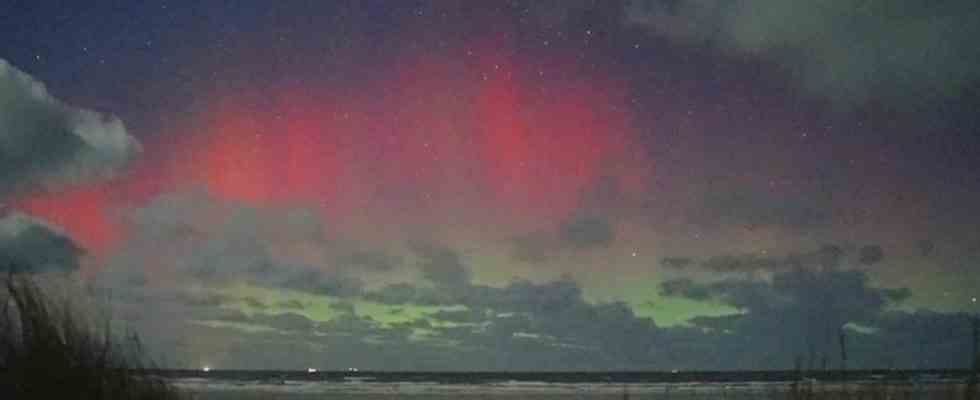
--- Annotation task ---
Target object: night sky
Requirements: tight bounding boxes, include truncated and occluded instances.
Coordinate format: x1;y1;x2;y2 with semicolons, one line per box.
2;0;980;371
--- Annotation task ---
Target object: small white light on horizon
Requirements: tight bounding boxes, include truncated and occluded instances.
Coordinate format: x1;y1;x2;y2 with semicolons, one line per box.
202;366;211;373
307;368;318;373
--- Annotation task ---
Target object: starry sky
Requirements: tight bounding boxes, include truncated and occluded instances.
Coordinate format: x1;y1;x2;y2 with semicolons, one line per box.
2;0;980;370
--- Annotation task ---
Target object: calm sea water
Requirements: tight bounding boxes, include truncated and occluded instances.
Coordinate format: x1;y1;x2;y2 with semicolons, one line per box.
159;370;973;399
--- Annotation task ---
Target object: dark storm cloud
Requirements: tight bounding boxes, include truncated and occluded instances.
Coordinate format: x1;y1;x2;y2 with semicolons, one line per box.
625;0;980;105
0;59;140;197
0;213;84;273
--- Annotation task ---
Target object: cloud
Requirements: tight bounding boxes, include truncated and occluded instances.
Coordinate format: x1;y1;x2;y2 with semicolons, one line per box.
0;59;139;197
251;312;316;333
559;214;616;248
336;250;401;271
660;256;694;270
509;213;618;263
0;212;84;273
693;186;831;229
510;232;553;264
660;243;883;274
659;278;711;301
90;191;403;363
410;241;471;289
362;282;456;306
242;297;268;310
916;239;936;257
174;291;231;308
860;310;974;369
658;263;918;369
428;308;487;324
699;254;787;273
329;301;356;315
365;246;664;368
663;261;904;316
101;191;378;298
624;0;980;105
858;244;884;265
84;190;960;370
277;299;306;310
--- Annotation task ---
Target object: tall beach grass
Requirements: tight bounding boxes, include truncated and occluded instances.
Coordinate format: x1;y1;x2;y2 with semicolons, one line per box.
0;272;181;399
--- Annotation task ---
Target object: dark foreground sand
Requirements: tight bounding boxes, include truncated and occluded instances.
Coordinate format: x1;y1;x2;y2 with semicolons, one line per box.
181;382;971;400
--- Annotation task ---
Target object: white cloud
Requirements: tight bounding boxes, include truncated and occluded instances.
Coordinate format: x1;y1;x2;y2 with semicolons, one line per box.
0;59;140;196
625;0;980;105
0;212;83;273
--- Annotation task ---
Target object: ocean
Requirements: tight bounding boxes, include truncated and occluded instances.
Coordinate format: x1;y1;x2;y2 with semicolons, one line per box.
158;370;974;399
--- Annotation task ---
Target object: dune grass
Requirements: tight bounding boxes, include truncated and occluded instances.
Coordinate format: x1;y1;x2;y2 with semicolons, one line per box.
0;273;181;399
780;380;975;400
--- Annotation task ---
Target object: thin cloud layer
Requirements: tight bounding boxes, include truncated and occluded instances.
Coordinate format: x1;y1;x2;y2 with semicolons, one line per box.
660;244;884;274
625;0;980;105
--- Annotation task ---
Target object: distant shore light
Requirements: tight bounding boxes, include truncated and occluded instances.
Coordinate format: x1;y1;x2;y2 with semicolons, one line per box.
307;368;318;373
202;366;212;372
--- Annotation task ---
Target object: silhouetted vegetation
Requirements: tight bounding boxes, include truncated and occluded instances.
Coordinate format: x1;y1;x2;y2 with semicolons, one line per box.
0;273;181;399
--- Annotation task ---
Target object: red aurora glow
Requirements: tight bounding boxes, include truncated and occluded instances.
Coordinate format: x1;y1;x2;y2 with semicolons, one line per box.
15;43;652;255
